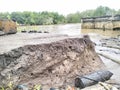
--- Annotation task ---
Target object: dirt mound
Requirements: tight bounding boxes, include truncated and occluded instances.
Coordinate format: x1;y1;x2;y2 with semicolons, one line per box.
0;19;17;35
0;35;104;89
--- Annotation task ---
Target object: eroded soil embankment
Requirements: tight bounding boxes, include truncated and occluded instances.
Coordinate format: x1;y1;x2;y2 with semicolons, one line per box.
0;36;104;89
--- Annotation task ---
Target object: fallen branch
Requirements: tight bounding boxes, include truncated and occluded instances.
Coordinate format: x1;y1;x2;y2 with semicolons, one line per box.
97;52;120;64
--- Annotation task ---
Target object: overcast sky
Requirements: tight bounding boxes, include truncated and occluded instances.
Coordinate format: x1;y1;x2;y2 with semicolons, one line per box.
0;0;120;15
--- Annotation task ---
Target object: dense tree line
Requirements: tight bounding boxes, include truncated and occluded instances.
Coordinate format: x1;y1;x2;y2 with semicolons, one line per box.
0;6;120;25
0;11;65;25
66;6;119;23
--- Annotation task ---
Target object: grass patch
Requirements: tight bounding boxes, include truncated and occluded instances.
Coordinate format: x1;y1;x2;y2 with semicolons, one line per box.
17;25;41;32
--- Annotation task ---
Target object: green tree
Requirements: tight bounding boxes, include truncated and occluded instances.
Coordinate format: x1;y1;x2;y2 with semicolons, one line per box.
66;12;81;23
0;6;119;25
11;12;25;24
0;12;10;19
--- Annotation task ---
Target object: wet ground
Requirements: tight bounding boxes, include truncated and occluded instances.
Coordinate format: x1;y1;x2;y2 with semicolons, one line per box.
89;34;120;84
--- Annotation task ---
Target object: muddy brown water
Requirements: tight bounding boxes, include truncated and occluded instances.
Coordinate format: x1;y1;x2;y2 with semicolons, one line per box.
81;29;120;37
29;23;120;37
18;23;120;37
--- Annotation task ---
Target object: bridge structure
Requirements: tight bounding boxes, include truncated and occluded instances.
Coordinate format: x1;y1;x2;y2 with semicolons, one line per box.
81;15;120;30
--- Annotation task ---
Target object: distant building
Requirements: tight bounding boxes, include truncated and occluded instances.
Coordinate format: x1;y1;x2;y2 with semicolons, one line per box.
81;15;120;30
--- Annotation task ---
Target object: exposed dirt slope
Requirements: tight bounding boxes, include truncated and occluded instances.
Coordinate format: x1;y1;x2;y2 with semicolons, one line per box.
0;35;104;89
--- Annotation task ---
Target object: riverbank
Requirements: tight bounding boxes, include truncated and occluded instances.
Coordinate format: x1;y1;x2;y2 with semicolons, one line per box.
0;33;105;89
0;32;120;89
